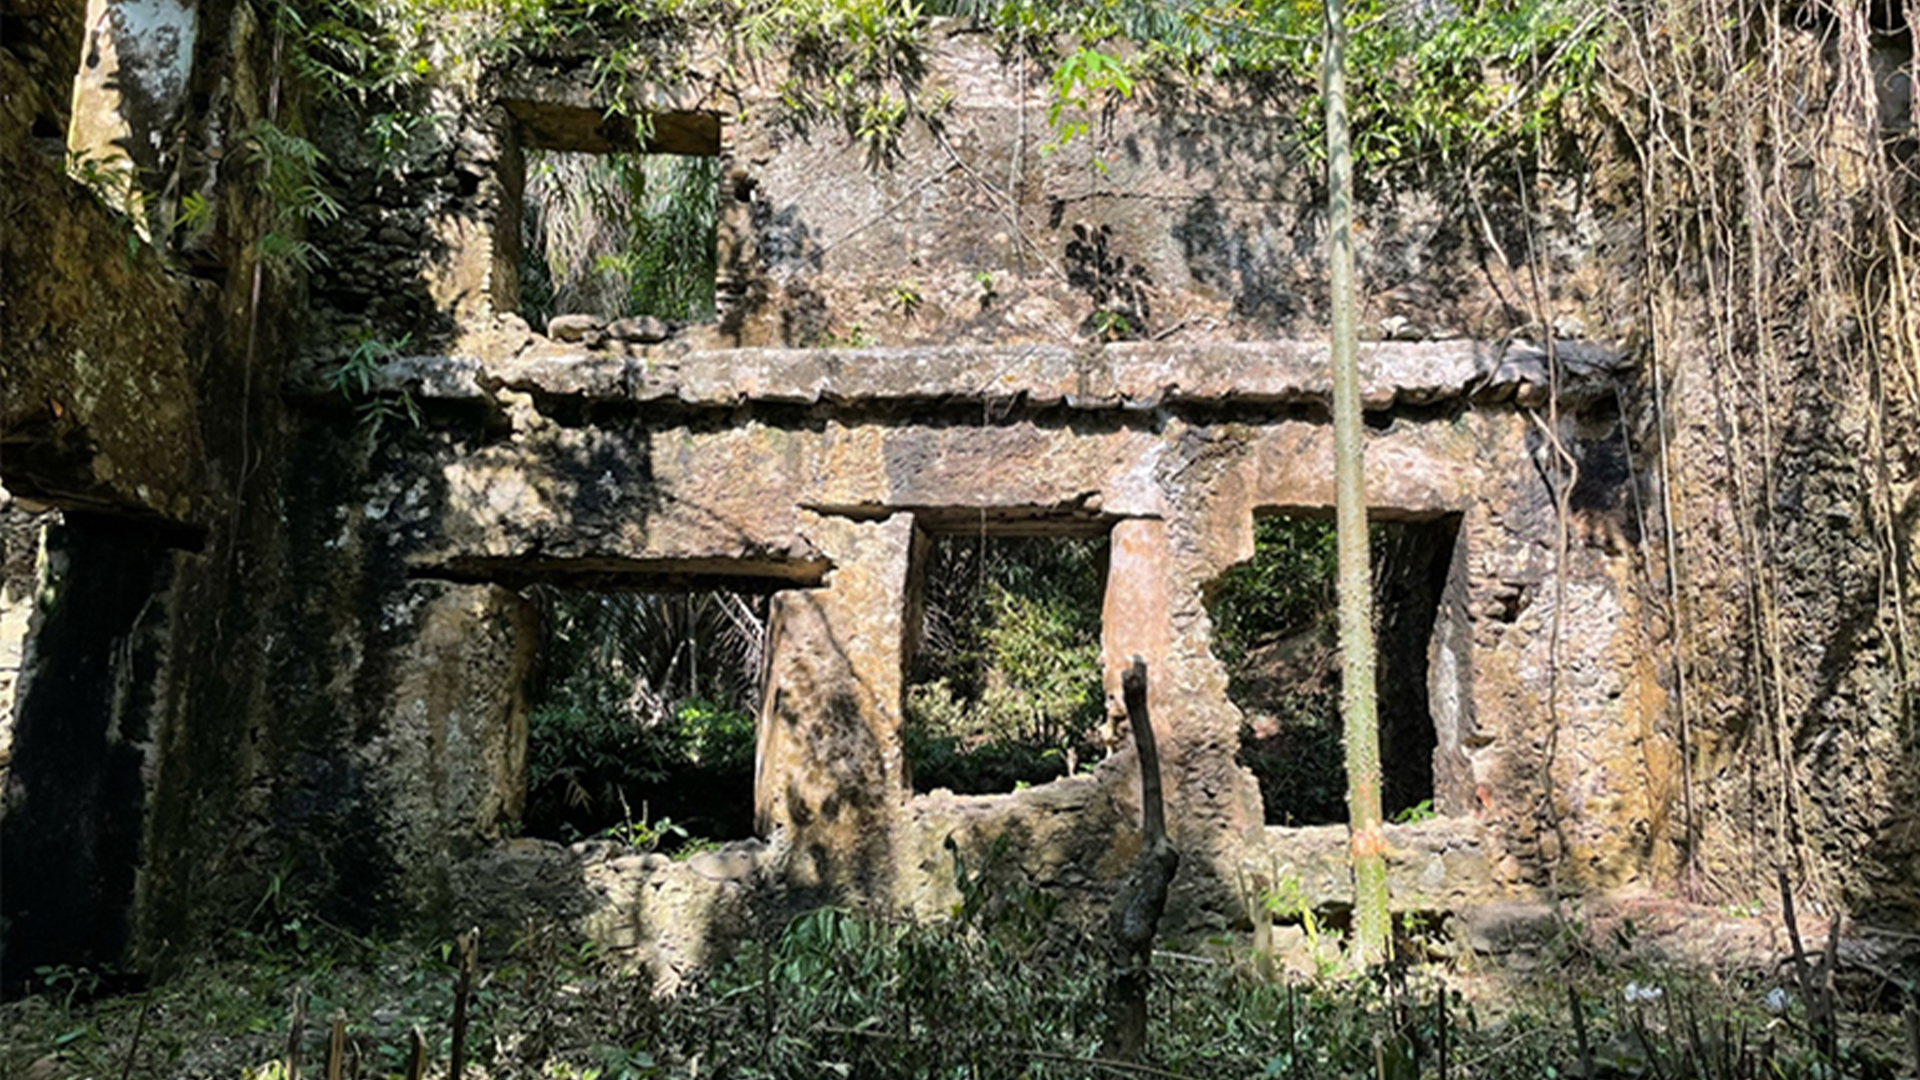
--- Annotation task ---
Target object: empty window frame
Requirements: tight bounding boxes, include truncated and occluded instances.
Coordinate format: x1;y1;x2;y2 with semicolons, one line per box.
516;149;720;329
1210;514;1462;826
903;530;1110;796
519;585;764;850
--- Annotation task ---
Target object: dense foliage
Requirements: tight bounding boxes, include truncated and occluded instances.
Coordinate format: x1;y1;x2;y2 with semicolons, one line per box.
945;0;1599;176
905;535;1107;794
274;0;1600;202
522;588;763;844
519;151;720;327
1209;517;1346;824
1210;516;1340;668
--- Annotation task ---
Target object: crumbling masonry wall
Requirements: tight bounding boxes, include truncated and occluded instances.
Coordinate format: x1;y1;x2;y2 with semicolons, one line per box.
6;10;1911;985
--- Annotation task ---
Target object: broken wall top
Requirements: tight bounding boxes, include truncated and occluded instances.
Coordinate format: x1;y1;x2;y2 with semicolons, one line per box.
303;19;1613;360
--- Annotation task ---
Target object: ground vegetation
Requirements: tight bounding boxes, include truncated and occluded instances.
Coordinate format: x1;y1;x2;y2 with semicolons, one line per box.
4;869;1912;1078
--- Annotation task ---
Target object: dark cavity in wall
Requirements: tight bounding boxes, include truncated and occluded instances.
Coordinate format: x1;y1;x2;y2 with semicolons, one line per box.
519;586;762;850
1211;514;1460;826
1;513;177;994
515;149;720;330
902;530;1109;795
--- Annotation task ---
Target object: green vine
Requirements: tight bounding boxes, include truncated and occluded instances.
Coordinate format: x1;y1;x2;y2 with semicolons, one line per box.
327;331;422;429
944;0;1602;177
243;118;341;276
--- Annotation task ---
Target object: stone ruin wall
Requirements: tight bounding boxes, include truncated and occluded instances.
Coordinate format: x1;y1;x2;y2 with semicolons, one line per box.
4;5;1908;985
260;27;1663;977
321;333;1652;980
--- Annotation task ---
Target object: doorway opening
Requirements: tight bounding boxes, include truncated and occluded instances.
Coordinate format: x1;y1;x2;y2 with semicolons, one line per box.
903;530;1109;795
1209;514;1460;826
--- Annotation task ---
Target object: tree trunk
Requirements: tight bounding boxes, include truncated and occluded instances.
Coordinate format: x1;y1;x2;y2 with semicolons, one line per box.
1325;0;1391;967
1103;658;1179;1062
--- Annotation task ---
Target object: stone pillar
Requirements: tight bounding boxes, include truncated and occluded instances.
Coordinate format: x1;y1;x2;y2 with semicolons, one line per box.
1426;523;1476;815
367;581;537;918
67;0;199;237
755;513;913;896
1101;518;1172;742
425;99;518;343
0;495;54;774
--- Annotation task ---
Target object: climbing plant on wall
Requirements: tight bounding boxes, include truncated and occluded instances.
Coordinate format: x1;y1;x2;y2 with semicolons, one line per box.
927;0;1601;180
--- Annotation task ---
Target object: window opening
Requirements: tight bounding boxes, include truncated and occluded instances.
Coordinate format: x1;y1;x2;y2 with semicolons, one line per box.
520;586;763;851
1209;514;1456;826
904;532;1109;795
518;149;719;330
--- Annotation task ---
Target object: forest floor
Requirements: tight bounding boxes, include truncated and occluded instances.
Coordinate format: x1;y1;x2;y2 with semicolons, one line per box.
4;892;1917;1080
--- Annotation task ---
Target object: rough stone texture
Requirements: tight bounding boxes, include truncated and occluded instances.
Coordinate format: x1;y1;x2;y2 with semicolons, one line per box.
1;44;212;524
0;0;327;979
0;496;53;778
302;338;1624;416
703;27;1570;349
3;0;86;139
1244;820;1499;914
1102;519;1175;746
363;582;538;918
66;0;199;238
895;776;1140;922
309;342;1650;954
304;24;1604;362
757;513;915;896
1649;307;1920;923
452;836;784;988
14;1;1911;990
1455;900;1561;954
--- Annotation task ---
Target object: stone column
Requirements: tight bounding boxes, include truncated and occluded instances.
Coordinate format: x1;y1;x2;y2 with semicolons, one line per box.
1101;518;1172;745
755;513;914;896
66;0;198;238
368;581;537;918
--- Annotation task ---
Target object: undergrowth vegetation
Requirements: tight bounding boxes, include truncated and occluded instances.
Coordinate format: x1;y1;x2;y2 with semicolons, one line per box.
5;855;1908;1079
521;588;763;846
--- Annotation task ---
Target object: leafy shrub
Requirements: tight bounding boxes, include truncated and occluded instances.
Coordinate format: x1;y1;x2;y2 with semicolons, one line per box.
520;150;719;328
1208;517;1349;825
905;536;1107;793
1209;516;1338;668
1238;688;1348;826
522;588;764;844
523;696;758;844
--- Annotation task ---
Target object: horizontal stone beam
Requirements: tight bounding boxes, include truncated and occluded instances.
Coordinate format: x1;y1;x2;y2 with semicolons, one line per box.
502;100;721;156
413;553;831;591
297;339;1630;415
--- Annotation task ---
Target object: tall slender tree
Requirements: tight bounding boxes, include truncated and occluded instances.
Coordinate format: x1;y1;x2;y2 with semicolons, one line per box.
1324;0;1390;965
